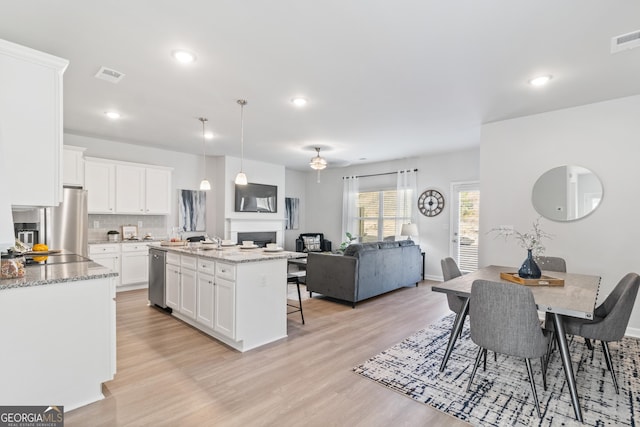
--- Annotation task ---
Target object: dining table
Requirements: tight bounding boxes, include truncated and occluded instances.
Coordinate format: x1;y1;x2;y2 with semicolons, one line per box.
432;265;601;423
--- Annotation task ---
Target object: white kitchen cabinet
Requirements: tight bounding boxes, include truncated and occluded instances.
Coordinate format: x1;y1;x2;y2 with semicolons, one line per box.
145;168;172;214
179;255;197;319
165;263;181;311
0;39;68;207
196;259;215;328
89;244;121;287
115;164;146;214
63;145;86;187
180;265;197;320
120;243;149;286
85;160;115;214
85;157;171;215
214;275;236;339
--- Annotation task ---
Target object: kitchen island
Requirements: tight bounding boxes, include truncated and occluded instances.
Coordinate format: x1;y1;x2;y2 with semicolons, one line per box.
0;261;117;410
151;244;306;352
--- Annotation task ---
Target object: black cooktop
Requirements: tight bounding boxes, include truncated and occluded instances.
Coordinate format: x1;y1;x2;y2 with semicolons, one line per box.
25;253;91;266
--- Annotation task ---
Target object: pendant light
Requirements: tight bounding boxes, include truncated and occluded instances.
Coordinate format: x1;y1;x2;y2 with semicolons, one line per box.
198;117;211;191
309;147;327;183
235;99;248;186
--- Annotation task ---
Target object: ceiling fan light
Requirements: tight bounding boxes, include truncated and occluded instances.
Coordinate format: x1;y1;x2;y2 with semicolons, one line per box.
199;179;211;191
309;147;328;170
235;172;248;185
309;157;327;170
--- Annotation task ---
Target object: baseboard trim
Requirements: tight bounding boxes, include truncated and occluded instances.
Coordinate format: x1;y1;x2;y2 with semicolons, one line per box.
626;326;640;338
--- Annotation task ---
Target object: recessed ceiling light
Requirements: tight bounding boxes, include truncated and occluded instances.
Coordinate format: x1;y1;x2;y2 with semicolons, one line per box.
105;111;121;119
528;75;552;87
172;49;196;64
291;97;308;107
204;132;214;140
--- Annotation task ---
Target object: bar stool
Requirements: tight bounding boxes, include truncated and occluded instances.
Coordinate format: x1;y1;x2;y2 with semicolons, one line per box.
287;271;305;324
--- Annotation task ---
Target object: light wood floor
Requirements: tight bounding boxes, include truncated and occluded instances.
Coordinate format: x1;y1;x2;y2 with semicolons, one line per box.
66;281;469;427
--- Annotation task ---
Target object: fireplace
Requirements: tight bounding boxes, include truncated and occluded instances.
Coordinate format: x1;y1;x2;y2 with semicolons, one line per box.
237;232;277;248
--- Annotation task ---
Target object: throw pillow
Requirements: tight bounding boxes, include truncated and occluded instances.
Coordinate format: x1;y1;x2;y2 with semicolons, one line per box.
302;235;321;252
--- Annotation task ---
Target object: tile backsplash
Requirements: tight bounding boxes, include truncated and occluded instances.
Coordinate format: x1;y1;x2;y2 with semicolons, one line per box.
89;214;168;241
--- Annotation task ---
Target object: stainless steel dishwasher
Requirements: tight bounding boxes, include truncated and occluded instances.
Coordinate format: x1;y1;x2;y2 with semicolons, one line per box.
148;248;169;310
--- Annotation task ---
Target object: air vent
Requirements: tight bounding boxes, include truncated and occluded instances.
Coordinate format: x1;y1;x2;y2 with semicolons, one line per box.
94;66;125;83
611;30;640;54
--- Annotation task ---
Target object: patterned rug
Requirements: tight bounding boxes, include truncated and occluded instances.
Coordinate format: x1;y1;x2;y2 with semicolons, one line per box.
354;314;640;426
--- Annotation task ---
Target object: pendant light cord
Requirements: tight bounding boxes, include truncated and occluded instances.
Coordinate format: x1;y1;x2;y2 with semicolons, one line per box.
238;99;247;172
199;117;208;176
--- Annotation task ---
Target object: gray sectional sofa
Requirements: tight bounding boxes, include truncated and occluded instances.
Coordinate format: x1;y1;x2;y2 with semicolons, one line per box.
305;240;422;307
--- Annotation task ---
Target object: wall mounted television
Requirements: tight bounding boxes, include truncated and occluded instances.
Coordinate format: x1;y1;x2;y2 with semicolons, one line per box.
235;182;278;213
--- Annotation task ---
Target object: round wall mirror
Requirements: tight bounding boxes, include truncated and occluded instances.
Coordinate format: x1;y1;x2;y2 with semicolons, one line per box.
532;165;603;222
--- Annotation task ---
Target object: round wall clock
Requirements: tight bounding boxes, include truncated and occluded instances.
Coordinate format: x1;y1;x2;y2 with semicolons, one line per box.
418;189;445;217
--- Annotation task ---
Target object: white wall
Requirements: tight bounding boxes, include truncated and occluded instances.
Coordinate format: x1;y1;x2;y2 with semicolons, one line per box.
302;148;480;279
479;94;640;334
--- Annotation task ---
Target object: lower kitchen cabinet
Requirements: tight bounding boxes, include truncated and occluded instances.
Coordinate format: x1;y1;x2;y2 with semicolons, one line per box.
120;243;149;285
89;244;121;287
160;251;285;352
165;263;180;310
180;265;197;320
196;272;215;329
214;276;236;339
90;242;150;290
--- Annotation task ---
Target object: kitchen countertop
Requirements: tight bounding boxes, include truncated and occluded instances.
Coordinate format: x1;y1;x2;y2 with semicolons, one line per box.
0;261;118;291
89;238;164;244
150;243;307;264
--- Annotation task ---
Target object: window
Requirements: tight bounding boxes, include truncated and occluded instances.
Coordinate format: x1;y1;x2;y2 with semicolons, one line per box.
356;190;412;242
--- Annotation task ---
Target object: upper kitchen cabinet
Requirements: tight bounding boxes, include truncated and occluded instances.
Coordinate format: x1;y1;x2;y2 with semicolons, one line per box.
0;39;68;207
63;145;87;187
145;167;172;214
115;164;146;214
85;157;172;215
85;159;115;214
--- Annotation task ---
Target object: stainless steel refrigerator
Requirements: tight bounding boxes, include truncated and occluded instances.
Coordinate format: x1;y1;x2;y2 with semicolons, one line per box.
43;187;89;257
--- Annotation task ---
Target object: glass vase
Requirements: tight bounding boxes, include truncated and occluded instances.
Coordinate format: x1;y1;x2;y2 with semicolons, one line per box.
518;249;541;279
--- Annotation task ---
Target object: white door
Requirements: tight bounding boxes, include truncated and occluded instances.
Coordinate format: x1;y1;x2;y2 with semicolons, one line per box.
450;182;480;273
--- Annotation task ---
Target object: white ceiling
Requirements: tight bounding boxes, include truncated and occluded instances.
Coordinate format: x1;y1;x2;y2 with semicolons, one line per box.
1;1;640;170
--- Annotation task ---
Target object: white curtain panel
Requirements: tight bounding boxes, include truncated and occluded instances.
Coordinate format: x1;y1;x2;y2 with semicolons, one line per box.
396;169;418;238
341;176;360;240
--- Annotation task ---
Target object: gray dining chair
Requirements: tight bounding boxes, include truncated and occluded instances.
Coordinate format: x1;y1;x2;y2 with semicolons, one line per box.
535;256;566;273
560;272;640;394
467;280;551;418
441;257;464;312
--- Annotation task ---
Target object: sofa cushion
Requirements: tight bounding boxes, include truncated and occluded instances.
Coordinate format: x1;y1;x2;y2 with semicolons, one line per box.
302;235;322;252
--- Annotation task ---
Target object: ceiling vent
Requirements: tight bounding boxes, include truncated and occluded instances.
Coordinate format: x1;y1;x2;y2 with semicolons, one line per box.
611;30;640;54
94;66;125;83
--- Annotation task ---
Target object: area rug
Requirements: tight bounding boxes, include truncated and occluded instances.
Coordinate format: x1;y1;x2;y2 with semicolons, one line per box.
353;314;640;426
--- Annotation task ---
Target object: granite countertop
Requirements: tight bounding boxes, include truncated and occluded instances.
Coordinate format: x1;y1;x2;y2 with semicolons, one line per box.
89;238;164;245
0;261;118;291
150;243;307;264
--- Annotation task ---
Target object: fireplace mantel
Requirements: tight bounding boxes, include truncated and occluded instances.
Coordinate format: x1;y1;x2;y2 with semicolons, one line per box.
225;217;286;246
